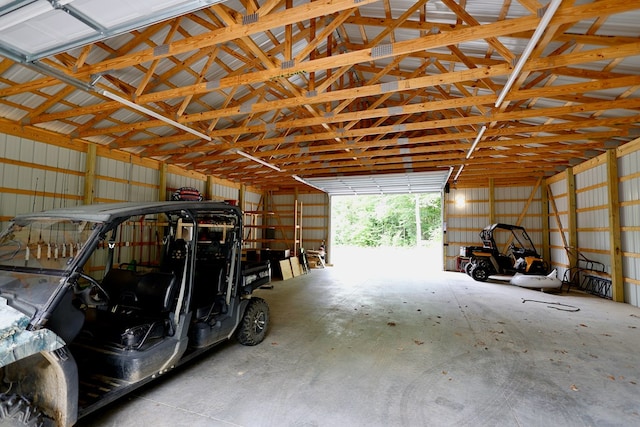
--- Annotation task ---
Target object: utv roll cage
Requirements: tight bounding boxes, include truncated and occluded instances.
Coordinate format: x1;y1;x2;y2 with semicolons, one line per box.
479;223;542;259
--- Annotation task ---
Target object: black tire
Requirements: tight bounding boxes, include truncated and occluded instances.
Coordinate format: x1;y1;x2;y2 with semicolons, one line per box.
471;265;489;282
237;297;269;346
464;261;474;276
0;394;44;427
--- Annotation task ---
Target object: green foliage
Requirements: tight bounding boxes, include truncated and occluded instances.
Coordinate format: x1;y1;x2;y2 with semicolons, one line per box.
332;193;441;247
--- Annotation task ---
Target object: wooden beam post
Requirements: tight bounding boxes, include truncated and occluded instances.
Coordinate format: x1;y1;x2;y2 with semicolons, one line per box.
83;143;96;205
158;163;167;201
606;149;624;302
326;193;332;266
541;177;550;264
442;188;449;271
239;184;246;211
566;168;578;269
206;175;214;201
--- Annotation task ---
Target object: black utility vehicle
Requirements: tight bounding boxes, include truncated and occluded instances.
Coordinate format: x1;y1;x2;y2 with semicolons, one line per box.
0;201;271;426
463;223;549;281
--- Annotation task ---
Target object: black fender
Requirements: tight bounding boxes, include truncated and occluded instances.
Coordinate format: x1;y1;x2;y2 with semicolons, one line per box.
1;347;79;427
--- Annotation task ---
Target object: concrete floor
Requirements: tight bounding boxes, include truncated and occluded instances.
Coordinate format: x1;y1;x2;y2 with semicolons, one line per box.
78;247;640;426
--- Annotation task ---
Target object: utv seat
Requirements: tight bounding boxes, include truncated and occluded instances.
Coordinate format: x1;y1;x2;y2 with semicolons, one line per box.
192;263;226;320
85;269;178;350
162;238;188;276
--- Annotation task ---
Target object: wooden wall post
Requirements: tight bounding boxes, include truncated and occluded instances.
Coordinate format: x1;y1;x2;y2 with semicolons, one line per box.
541;178;550;264
206;176;214;200
566;168;578;269
239;184;246;210
606;149;624;302
158;163;168;201
83;143;97;205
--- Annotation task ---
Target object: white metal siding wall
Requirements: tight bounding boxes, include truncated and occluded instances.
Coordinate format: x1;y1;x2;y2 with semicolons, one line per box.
547;141;640;305
574;163;610;277
0;135;85;230
445;187;490;271
244;190;261;208
299;192;329;250
619;148;640;306
95;156;158;202
0;131;245;224
211;182;239;201
268;194;294;251
494;185;543;251
445;185;544;271
131;163;159;201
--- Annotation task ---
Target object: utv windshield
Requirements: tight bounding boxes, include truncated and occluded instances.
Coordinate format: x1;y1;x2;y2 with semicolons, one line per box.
510;227;536;251
0;218;101;314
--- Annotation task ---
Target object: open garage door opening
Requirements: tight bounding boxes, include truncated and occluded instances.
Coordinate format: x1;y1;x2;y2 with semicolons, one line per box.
329;193;443;270
303;170;451;270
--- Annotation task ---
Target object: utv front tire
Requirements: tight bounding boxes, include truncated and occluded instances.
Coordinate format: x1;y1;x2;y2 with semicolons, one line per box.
237;297;269;346
464;261;473;276
0;394;44;427
471;265;489;282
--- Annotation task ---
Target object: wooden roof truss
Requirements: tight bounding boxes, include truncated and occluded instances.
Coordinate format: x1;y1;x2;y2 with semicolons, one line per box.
0;0;639;189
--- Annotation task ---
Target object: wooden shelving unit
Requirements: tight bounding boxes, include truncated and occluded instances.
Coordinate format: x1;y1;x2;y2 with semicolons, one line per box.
243;194;303;256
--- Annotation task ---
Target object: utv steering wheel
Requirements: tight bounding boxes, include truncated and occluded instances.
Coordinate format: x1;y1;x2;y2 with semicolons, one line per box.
74;272;110;306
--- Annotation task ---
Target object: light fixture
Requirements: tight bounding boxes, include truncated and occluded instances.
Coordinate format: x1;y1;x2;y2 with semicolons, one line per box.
453;165;464;182
466;125;487;159
235;150;282;172
444;166;454;188
101;90;212;141
89;74;102;86
0;1;53;32
494;0;562;109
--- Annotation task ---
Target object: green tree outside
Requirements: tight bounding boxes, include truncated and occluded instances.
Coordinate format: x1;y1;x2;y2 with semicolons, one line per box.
332;193;442;247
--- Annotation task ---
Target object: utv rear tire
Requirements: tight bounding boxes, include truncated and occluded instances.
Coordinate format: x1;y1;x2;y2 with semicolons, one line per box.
0;394;44;427
471;266;489;282
237;297;269;346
